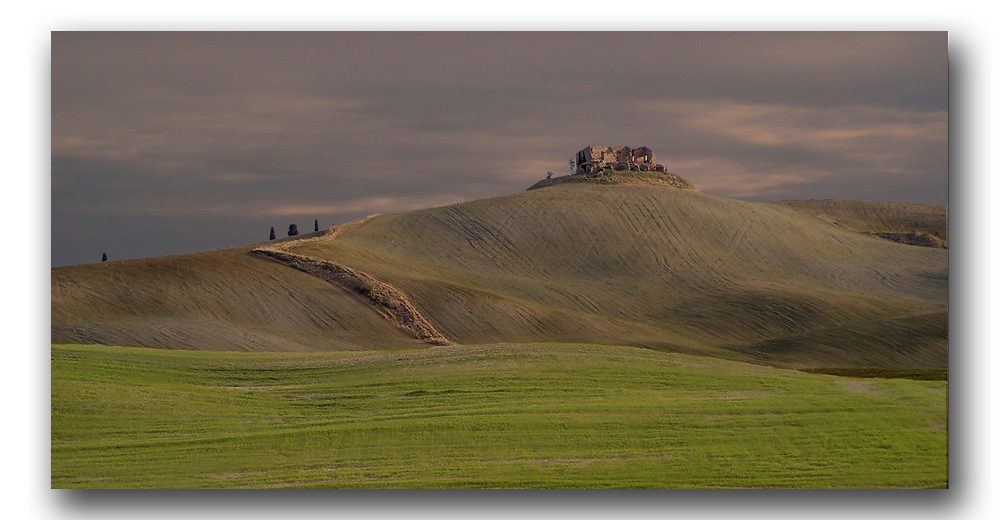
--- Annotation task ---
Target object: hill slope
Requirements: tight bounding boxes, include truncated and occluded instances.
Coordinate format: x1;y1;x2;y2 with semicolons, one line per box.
769;199;948;242
52;184;947;369
526;169;696;191
51;246;428;351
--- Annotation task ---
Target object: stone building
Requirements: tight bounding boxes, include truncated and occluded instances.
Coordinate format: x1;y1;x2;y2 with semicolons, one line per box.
575;146;666;174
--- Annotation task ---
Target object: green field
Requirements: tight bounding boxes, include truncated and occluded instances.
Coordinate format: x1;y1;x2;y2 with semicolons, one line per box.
51;342;948;489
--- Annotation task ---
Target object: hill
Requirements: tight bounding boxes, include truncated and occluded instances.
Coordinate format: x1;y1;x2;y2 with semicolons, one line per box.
527;169;696;191
51;245;429;352
769;199;948;245
52;183;947;370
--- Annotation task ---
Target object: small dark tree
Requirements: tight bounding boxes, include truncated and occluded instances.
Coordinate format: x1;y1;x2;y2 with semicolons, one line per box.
101;253;107;262
314;219;319;232
288;224;299;236
269;227;276;240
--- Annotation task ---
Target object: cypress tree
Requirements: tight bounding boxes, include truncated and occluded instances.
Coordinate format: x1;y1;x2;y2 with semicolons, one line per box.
101;253;107;262
314;219;319;232
288;224;299;236
269;227;276;240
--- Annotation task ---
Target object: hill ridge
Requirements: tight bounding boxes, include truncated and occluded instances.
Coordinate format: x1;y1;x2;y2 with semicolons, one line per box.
52;184;947;369
251;246;451;345
527;169;696;191
769;199;948;246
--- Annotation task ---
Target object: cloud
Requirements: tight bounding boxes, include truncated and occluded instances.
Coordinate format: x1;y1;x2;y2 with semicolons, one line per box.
667;157;816;199
205;172;272;183
638;100;947;200
263;194;463;217
649;100;946;162
51;32;948;266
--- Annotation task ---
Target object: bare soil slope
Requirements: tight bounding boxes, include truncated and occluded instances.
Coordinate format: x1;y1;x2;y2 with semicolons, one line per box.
53;184;947;368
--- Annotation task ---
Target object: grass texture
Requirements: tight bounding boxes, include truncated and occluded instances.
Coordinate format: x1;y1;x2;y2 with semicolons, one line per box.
52;343;948;489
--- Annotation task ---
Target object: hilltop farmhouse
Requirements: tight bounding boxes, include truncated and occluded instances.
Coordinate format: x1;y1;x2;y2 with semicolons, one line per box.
575;146;666;174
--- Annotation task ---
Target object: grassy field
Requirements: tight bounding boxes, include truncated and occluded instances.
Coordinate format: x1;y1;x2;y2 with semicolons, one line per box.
52;342;948;489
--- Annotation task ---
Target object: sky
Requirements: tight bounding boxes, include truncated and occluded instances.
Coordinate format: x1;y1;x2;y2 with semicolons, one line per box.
51;31;948;267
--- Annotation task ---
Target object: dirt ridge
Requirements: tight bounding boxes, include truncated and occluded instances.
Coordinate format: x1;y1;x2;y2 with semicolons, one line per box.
252;247;452;346
862;231;948;249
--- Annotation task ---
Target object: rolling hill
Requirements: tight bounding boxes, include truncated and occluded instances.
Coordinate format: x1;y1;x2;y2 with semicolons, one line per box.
770;199;948;245
52;181;948;370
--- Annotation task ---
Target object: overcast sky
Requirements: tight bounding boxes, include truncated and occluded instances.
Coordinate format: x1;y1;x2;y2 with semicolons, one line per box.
51;32;948;267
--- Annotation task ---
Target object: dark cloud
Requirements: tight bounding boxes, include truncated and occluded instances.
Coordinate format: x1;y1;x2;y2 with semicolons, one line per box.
52;32;948;266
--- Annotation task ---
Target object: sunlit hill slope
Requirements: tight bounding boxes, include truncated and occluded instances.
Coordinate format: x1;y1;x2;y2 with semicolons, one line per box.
52;182;947;370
